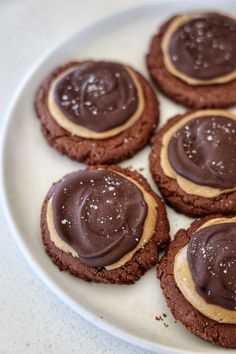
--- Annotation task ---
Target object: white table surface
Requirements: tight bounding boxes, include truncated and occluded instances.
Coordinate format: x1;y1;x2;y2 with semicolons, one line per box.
0;1;162;353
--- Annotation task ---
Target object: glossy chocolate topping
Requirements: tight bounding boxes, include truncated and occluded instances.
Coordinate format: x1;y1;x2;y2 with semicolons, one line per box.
168;14;236;80
54;61;138;132
51;169;147;267
187;222;236;310
168;115;236;189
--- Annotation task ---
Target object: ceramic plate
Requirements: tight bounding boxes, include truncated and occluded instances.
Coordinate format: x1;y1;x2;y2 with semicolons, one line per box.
1;1;236;353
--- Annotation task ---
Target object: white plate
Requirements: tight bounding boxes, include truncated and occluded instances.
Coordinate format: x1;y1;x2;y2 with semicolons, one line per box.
1;1;236;353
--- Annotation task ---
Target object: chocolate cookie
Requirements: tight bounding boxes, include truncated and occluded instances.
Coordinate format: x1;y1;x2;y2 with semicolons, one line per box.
35;60;159;165
41;166;170;284
147;12;236;108
157;216;236;348
149;110;236;217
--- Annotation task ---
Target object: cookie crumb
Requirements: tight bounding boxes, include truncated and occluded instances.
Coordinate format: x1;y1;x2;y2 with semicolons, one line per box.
155;314;163;321
126;165;134;170
156;313;169;328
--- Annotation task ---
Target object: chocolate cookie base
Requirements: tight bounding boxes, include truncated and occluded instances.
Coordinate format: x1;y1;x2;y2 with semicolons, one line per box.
41;166;170;284
146;13;236;109
35;61;159;165
157;216;236;348
149;112;236;217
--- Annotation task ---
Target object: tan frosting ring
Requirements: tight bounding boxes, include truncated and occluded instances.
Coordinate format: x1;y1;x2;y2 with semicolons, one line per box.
48;65;145;140
162;14;236;86
46;171;158;270
161;109;236;198
174;216;236;324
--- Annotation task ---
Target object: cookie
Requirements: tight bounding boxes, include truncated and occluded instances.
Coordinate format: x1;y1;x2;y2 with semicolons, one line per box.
35;60;159;165
41;165;170;284
157;216;236;347
147;12;236;108
149;109;236;217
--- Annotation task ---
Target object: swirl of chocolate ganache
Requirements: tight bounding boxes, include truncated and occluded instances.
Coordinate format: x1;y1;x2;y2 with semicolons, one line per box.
168;14;236;80
54;61;138;132
51;169;147;267
187;222;236;310
168;115;236;189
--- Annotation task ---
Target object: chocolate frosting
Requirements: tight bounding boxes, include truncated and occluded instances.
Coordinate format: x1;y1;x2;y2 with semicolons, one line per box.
168;115;236;189
168;14;236;80
51;169;147;267
54;61;138;132
187;222;236;310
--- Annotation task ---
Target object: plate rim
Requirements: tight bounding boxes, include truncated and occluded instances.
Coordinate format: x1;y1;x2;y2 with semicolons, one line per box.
0;1;234;353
